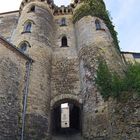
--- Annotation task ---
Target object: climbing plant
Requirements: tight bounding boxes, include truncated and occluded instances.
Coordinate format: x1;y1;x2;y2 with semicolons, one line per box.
95;61;140;101
73;0;119;50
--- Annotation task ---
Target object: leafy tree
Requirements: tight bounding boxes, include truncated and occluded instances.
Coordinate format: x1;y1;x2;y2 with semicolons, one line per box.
95;61;140;101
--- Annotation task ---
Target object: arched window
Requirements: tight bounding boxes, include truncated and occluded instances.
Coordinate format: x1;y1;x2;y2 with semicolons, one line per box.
19;43;27;52
95;19;101;30
19;41;30;52
61;36;68;47
24;22;32;32
61;18;66;26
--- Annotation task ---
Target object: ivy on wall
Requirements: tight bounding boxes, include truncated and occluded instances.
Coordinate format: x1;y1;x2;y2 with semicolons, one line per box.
95;61;140;101
73;0;119;50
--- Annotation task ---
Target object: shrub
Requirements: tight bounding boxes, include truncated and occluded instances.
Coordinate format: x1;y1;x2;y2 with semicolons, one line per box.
95;61;140;101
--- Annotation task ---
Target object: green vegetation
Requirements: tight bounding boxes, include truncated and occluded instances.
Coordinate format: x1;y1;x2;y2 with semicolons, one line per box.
95;61;140;101
73;0;119;50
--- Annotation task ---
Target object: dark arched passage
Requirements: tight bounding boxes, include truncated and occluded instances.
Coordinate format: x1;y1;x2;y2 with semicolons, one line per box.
51;99;82;135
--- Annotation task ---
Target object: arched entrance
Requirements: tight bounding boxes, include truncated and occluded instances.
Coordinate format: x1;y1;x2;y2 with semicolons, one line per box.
51;99;82;136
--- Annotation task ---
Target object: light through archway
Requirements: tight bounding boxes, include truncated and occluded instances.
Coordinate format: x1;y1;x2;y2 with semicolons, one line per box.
51;100;81;135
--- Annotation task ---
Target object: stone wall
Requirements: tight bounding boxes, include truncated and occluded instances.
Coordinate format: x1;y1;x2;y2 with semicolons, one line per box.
0;41;28;140
0;11;19;40
122;52;140;63
78;45;109;139
51;15;81;107
51;57;80;98
108;96;140;140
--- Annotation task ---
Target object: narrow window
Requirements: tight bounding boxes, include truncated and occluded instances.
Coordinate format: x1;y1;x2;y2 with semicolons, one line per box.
75;0;78;4
61;18;66;26
20;42;27;52
95;19;101;30
47;0;51;4
61;36;68;47
24;22;32;32
19;41;30;52
30;5;35;12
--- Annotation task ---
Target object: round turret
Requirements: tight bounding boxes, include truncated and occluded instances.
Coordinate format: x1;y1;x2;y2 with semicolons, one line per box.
19;0;55;14
73;0;124;72
12;0;55;52
11;0;55;139
73;0;125;138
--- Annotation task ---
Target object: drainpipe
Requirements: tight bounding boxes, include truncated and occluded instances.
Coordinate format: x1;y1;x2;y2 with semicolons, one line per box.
21;60;32;140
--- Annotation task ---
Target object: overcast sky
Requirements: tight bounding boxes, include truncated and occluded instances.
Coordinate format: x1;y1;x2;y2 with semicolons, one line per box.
0;0;140;52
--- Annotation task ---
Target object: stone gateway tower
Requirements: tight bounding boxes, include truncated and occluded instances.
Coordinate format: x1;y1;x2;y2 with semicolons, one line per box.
0;0;139;140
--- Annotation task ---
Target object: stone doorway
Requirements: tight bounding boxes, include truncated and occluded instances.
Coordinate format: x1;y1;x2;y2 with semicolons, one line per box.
51;100;82;136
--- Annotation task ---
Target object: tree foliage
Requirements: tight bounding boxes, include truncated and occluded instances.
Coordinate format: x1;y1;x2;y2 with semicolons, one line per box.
73;0;119;50
95;61;140;101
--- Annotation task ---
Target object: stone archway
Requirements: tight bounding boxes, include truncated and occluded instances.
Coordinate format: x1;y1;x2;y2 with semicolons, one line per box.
50;94;82;108
51;97;82;136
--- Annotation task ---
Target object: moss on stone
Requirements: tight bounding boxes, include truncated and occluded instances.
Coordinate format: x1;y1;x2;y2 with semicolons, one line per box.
73;0;120;50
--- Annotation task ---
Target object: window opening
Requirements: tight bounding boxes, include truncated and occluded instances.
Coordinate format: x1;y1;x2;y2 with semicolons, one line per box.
19;42;27;52
61;36;68;47
19;41;30;53
61;18;66;26
30;5;35;12
24;22;32;32
95;19;101;30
